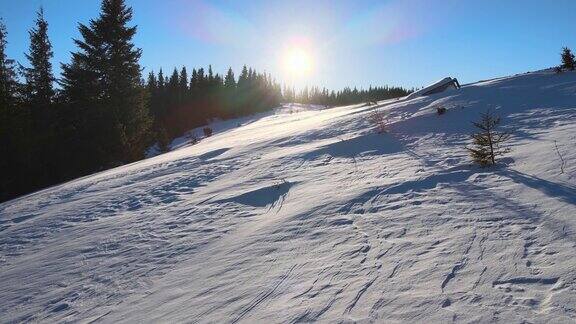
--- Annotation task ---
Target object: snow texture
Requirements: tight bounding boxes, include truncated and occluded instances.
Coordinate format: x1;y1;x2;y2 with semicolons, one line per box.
1;70;576;323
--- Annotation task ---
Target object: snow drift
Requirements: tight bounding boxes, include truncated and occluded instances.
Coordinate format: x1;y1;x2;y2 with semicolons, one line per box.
406;76;461;100
1;70;576;323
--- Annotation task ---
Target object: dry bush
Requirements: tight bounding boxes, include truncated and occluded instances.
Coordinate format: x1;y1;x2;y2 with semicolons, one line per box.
188;132;199;145
555;66;563;74
203;127;213;137
369;108;388;134
436;106;447;115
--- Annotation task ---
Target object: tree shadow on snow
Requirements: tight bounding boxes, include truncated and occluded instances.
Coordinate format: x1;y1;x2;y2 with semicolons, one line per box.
338;164;476;214
302;132;405;162
504;107;576;141
499;169;576;206
219;181;294;210
198;148;230;161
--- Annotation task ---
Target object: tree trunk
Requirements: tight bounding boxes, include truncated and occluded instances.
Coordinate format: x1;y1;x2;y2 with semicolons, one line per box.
488;128;495;165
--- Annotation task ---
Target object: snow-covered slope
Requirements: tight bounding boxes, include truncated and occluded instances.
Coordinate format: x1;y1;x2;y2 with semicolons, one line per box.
2;70;576;323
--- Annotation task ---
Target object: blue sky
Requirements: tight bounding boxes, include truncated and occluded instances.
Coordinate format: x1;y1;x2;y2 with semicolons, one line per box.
2;0;576;90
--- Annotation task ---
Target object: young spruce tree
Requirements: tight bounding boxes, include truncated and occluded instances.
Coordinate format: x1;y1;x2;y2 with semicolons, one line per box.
467;110;511;166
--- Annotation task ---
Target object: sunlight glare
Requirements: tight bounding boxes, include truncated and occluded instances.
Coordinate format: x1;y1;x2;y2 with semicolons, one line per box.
284;47;312;76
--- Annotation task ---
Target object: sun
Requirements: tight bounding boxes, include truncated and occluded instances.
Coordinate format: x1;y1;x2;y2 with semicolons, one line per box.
284;47;312;76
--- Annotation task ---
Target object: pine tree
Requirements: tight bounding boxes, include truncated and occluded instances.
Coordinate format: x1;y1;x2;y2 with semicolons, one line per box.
0;19;17;109
0;19;22;201
146;71;158;116
189;68;198;91
23;8;54;112
21;7;58;188
156;68;166;117
208;65;214;84
197;67;205;88
238;65;248;88
158;68;165;90
561;47;575;71
61;0;151;168
178;66;188;106
467;110;511;166
224;67;236;89
147;71;157;94
168;67;179;106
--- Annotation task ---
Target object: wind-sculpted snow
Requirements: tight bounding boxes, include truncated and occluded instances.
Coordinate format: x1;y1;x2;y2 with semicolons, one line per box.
2;70;576;323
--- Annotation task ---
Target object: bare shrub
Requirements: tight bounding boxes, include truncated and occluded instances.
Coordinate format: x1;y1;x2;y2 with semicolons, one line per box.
554;140;566;174
188;132;199;145
369;108;388;134
436;106;447;115
203;127;213;137
555;66;563;74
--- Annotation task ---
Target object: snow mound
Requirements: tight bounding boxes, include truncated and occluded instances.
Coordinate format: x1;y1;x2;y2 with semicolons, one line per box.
407;76;460;99
2;70;576;323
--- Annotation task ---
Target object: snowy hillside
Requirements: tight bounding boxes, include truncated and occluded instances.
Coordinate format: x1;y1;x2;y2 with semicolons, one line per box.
2;70;576;323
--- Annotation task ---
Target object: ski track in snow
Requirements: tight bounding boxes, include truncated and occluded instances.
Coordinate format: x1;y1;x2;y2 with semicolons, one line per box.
2;70;576;323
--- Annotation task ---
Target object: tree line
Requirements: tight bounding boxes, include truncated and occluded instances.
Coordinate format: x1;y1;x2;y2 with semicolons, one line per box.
0;0;411;203
146;67;412;150
147;65;283;149
283;85;412;106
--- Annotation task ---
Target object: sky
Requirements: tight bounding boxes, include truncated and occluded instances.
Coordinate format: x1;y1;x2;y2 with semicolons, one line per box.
2;0;576;90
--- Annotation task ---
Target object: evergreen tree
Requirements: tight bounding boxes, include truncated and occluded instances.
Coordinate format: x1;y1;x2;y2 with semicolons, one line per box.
157;68;165;90
467;110;511;166
22;7;57;187
61;0;151;169
561;47;575;71
156;68;166;117
167;67;179;114
147;71;157;94
222;67;236;117
190;68;198;90
146;71;158;116
168;68;179;93
178;66;188;104
0;19;22;201
197;67;205;87
0;19;17;109
224;67;236;89
23;8;54;111
238;65;248;88
208;65;214;84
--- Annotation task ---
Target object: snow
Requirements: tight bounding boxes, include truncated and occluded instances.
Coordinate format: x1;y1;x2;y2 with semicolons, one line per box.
2;70;576;323
406;76;458;99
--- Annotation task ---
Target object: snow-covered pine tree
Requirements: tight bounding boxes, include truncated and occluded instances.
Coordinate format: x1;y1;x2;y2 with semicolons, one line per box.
467;110;511;166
